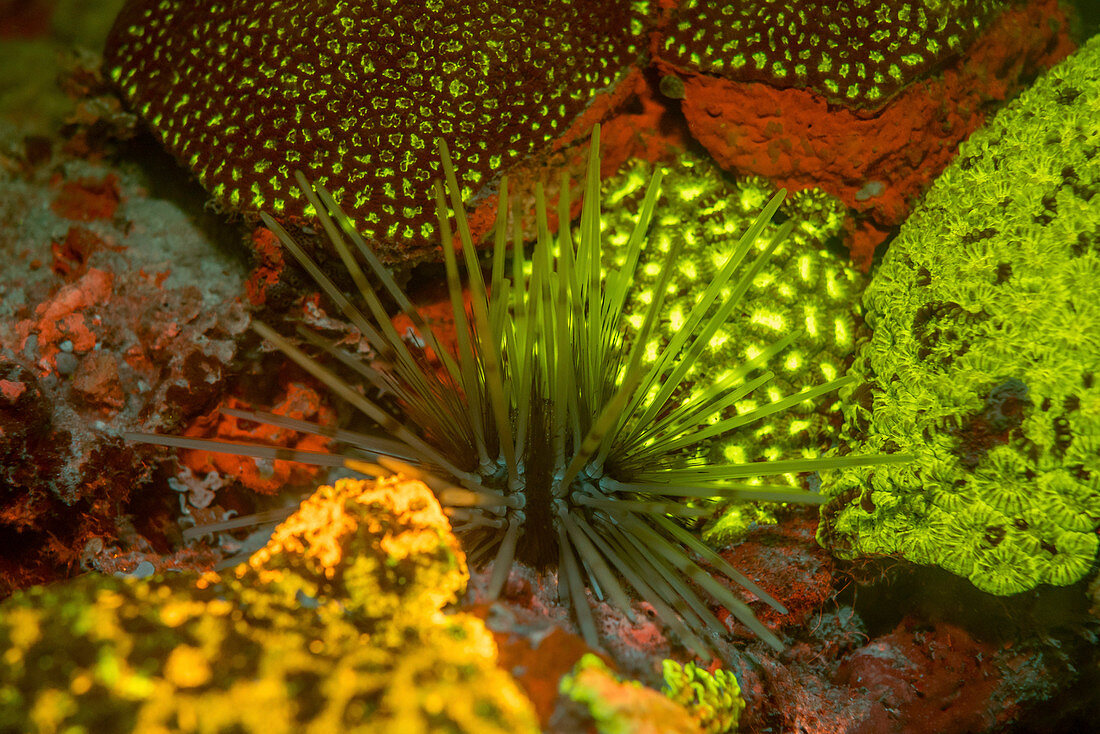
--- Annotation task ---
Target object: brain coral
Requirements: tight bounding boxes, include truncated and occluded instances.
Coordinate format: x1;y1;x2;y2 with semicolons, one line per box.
594;154;863;541
597;154;861;469
816;34;1100;595
104;0;649;264
0;476;539;733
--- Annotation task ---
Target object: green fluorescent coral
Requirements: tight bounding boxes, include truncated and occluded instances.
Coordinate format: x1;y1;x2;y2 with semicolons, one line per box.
662;660;746;734
659;0;1005;108
559;654;706;734
0;477;539;733
594;154;863;538
557;655;747;733
817;34;1100;595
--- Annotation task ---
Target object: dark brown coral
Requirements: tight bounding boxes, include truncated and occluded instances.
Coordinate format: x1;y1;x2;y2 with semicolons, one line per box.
104;0;650;264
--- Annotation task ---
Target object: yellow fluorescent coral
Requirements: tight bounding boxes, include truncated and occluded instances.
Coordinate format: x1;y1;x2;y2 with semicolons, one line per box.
662;660;746;734
560;654;704;734
0;477;538;734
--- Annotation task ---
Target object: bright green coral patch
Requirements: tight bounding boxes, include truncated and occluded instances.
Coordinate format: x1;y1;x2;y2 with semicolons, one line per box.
560;654;708;734
558;655;747;733
662;659;746;734
595;155;864;541
817;35;1100;595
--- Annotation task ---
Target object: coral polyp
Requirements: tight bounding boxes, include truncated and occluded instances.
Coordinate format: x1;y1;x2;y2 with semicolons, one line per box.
131;126;904;655
104;0;649;264
658;0;1006;109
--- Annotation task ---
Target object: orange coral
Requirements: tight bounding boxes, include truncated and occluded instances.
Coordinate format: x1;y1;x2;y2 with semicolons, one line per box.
17;267;113;375
49;173;121;222
245;226;286;307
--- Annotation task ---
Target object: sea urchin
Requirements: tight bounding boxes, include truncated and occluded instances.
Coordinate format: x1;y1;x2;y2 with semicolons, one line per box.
128;126;904;655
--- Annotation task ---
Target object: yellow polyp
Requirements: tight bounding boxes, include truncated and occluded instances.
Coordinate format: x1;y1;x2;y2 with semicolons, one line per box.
5;608;41;650
163;646;212;688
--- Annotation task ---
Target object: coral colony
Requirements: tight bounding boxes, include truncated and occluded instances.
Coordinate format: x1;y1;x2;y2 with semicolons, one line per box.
103;0;649;264
1;0;1097;731
818;34;1100;596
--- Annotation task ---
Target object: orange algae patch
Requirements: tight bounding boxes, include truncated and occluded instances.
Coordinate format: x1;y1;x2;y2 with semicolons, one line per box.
49;174;122;222
0;379;27;401
17;267;113;375
478;613;597;727
244;225;286;307
70;350;125;414
181;379;335;495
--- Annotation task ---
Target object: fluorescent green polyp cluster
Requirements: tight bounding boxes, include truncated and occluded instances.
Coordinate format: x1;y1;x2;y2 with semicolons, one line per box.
596;155;863;540
662;660;746;734
659;0;1004;108
817;35;1100;595
0;477;539;733
559;654;706;734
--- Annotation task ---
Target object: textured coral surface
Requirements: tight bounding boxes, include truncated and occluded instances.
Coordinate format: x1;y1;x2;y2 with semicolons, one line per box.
3;1;1100;731
0;152;249;594
662;659;746;734
818;34;1100;595
657;0;1076;265
597;154;861;472
658;0;1005;109
103;0;650;264
0;477;541;733
558;653;704;734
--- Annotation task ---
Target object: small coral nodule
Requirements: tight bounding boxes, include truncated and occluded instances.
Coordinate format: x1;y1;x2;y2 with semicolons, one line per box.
560;653;703;733
130;125;905;655
662;659;746;734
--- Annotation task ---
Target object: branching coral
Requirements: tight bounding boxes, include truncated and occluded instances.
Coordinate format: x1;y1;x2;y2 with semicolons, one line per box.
817;34;1100;595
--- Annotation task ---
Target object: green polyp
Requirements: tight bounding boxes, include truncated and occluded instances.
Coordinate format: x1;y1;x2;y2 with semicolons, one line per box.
817;35;1100;596
592;154;863;542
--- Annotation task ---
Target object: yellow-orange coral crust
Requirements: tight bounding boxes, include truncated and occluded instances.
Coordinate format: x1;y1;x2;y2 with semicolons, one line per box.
0;477;538;733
